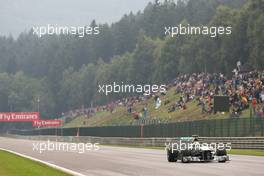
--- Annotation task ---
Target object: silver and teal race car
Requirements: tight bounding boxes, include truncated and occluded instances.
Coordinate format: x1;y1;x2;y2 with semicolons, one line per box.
166;136;229;163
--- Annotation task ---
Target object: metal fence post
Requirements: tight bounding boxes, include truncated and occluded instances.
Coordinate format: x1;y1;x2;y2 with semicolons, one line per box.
220;119;223;137
140;124;144;138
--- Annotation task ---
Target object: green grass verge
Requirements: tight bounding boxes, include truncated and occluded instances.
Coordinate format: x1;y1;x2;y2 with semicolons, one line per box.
0;150;72;176
228;149;264;156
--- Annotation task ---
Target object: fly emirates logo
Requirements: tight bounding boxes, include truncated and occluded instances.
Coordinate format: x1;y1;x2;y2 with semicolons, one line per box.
0;112;39;122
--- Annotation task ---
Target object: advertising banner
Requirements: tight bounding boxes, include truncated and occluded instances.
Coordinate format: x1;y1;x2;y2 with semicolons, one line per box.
0;112;40;122
32;119;62;127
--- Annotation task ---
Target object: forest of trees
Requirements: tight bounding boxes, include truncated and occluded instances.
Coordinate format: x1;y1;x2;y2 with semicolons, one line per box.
0;0;263;124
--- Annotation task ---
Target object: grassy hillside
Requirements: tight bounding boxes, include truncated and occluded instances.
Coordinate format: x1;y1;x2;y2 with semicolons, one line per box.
64;87;251;128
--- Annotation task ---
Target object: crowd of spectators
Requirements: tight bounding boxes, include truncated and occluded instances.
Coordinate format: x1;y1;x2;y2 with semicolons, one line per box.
63;96;145;121
166;70;264;118
63;66;264;122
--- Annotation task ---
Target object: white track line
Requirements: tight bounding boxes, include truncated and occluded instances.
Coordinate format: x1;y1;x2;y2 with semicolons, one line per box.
0;148;86;176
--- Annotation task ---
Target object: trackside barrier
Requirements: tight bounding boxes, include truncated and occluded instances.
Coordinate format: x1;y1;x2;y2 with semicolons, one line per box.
4;135;264;150
10;117;264;137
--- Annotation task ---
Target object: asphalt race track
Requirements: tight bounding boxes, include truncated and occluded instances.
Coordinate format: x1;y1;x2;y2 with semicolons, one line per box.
0;137;263;176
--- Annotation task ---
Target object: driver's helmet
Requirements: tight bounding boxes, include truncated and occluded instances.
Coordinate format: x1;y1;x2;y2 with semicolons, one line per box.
192;135;199;142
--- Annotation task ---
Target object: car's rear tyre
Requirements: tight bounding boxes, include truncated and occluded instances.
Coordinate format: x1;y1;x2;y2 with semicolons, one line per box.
167;150;178;162
216;149;227;163
218;159;226;163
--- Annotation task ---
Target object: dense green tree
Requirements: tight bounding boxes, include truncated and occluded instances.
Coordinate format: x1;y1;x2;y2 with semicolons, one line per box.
0;0;261;128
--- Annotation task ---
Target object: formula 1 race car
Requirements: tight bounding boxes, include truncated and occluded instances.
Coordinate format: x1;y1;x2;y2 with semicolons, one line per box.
166;136;229;163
